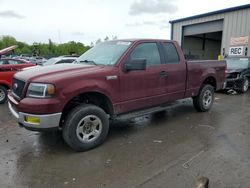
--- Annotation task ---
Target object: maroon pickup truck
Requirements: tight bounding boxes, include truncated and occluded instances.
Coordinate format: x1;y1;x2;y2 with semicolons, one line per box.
8;39;226;151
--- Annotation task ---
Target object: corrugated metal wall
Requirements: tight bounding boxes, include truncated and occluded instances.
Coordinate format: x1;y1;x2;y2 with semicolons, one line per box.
172;8;250;57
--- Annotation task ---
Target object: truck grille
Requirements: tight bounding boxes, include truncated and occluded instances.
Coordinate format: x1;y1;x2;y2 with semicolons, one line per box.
226;73;238;79
226;81;234;88
12;78;26;98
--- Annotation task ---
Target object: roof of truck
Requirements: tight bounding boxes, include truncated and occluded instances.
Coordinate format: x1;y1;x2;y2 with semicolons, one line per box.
111;39;173;43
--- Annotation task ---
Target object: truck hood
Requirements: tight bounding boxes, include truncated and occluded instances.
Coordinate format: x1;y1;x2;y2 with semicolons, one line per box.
226;68;245;74
14;63;104;82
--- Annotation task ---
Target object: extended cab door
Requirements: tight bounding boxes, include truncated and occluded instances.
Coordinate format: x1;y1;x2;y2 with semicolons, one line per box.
119;42;168;113
160;42;187;101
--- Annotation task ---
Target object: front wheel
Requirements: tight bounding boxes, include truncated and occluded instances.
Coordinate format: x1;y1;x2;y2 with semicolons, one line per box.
62;104;109;152
193;85;214;112
0;86;7;104
239;77;249;93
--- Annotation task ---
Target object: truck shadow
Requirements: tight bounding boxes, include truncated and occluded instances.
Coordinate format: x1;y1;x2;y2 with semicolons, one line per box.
108;102;196;139
32;101;196;153
216;89;250;95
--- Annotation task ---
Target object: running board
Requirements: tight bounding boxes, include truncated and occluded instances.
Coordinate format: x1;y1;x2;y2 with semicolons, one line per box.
115;99;190;120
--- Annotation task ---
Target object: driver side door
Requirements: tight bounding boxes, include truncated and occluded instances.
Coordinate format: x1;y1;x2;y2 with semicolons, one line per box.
118;42;168;113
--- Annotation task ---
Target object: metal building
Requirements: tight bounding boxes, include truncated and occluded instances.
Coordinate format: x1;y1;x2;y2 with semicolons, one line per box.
169;4;250;60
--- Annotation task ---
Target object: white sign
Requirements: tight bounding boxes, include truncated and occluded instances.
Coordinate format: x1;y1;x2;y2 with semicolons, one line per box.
229;46;244;56
230;36;249;46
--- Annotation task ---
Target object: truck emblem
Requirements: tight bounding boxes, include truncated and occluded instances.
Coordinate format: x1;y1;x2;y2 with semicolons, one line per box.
106;75;118;80
14;83;18;90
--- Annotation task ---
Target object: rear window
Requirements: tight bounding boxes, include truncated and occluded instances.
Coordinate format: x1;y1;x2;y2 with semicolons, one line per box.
162;43;179;64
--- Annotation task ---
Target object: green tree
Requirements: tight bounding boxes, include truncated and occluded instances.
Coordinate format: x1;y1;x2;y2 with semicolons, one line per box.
0;36;18;47
0;35;90;57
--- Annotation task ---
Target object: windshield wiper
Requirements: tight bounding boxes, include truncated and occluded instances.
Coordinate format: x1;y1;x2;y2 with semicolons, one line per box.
79;60;98;65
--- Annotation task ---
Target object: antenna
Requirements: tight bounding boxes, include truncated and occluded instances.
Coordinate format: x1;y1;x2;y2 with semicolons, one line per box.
58;29;62;44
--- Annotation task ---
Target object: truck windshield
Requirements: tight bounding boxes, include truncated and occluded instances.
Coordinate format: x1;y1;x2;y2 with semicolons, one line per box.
226;58;249;69
76;41;131;65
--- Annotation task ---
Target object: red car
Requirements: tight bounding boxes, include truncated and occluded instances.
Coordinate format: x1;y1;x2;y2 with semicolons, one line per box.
0;58;35;103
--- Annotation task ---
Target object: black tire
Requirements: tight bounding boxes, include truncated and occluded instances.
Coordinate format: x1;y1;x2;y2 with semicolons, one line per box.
62;104;109;152
0;86;7;104
193;84;214;112
239;77;249;93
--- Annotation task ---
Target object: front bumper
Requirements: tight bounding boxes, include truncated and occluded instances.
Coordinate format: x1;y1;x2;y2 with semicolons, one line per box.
223;78;243;90
8;101;62;131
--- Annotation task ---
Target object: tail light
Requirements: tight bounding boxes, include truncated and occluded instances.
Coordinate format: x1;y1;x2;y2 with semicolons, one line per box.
225;63;227;74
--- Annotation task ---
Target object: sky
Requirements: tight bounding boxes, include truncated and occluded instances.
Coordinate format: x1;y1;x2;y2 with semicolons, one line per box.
0;0;249;45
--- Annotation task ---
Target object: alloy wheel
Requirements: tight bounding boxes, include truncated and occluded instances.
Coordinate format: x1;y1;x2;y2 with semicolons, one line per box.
76;115;103;143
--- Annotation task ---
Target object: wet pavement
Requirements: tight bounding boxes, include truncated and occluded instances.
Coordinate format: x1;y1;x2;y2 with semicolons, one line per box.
0;92;250;188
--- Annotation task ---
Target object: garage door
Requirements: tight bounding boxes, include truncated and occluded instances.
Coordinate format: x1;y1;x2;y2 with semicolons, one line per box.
183;20;223;36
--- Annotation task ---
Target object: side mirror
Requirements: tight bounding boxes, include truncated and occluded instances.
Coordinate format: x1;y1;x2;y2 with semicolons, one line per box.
124;59;146;71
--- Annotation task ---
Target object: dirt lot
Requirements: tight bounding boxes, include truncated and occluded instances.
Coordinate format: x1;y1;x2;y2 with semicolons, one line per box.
0;92;250;188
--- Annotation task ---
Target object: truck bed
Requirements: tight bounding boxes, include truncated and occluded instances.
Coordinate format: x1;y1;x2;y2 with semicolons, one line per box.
185;60;226;97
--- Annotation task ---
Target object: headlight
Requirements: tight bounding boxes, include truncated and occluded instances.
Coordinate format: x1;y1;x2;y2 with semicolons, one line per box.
27;83;56;98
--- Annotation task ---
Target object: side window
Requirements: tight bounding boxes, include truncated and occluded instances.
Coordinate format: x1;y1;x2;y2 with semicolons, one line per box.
16;60;24;64
162;43;180;64
130;43;161;66
67;59;76;63
55;60;64;64
56;59;75;64
8;60;20;65
0;60;7;65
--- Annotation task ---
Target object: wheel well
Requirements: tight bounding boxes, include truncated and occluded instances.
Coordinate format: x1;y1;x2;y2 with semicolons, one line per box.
203;76;217;89
0;84;9;90
60;92;114;126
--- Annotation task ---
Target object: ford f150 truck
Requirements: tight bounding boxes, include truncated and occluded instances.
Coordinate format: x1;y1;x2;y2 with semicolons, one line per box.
8;39;226;151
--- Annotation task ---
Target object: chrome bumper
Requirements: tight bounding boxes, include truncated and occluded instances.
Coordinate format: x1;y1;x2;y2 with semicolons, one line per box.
222;81;227;89
8;102;62;130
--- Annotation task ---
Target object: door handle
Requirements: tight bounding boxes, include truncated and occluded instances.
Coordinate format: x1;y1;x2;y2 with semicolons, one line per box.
159;71;168;77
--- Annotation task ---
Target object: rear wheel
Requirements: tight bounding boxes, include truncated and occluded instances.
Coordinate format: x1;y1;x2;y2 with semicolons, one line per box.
193;84;214;112
62;104;109;152
0;86;7;104
239;77;249;93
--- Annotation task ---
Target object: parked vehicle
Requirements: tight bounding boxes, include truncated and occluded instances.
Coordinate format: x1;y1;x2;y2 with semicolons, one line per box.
19;54;31;59
29;56;47;65
8;39;226;151
223;57;250;93
17;54;47;65
0;58;35;103
42;56;78;66
21;56;79;71
0;45;18;58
